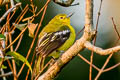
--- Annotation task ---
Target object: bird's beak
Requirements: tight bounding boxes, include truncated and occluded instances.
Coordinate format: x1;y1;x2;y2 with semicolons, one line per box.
67;12;75;18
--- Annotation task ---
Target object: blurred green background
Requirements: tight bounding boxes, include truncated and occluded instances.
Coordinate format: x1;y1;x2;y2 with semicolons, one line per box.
1;0;120;80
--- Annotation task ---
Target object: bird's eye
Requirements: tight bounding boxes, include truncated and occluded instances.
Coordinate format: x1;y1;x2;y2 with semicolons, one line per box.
60;16;64;19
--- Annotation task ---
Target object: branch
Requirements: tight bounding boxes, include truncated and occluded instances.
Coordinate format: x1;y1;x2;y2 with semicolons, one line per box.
38;40;84;80
37;0;96;79
17;1;49;77
10;0;15;8
3;26;28;51
0;72;13;77
77;54;100;71
0;50;4;69
0;0;10;5
37;30;96;80
84;41;120;55
0;69;6;80
103;62;120;72
0;3;21;23
95;53;113;80
37;0;120;79
89;0;103;79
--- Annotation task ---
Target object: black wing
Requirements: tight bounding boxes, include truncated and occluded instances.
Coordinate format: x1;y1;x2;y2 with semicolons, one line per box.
36;30;70;56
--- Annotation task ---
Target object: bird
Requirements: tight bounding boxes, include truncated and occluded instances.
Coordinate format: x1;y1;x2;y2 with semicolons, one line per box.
32;13;76;79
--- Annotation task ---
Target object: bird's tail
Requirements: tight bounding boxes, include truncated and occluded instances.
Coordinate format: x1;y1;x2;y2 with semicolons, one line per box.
31;54;45;80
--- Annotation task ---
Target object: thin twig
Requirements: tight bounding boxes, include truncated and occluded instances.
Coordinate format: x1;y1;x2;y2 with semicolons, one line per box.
4;25;14;75
84;41;120;55
17;0;50;77
95;53;113;80
14;34;23;51
0;11;16;33
95;17;120;74
77;54;100;71
103;62;120;72
35;59;54;80
3;27;27;51
89;47;94;80
0;50;4;69
87;17;120;79
10;0;15;8
111;17;120;39
6;60;15;77
22;0;50;22
0;69;6;80
10;5;29;33
95;0;103;31
0;72;13;77
89;0;103;80
0;11;15;78
110;17;120;45
8;25;17;80
25;50;36;80
35;0;50;17
0;3;21;23
76;26;85;38
5;5;17;79
21;4;36;79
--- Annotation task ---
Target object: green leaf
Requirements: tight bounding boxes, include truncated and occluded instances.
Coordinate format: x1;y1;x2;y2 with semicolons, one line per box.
0;34;6;40
6;51;32;73
14;23;27;31
1;64;7;69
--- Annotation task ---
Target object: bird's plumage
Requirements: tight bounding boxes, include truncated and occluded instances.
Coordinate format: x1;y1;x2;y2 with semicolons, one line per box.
32;14;76;79
36;30;70;56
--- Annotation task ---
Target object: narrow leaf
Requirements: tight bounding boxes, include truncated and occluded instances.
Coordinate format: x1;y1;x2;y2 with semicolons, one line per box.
6;51;32;73
13;23;27;31
0;34;6;40
1;64;7;69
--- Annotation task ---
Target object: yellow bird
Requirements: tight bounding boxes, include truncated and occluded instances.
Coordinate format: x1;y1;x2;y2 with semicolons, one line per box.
32;13;76;79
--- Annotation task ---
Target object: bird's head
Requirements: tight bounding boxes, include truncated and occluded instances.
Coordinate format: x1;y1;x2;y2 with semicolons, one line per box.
49;13;74;25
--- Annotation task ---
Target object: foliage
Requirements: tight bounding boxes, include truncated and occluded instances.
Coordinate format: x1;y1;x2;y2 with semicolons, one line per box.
6;51;32;73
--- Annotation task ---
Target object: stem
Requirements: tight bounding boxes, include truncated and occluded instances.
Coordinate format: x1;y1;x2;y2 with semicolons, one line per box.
17;1;49;77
